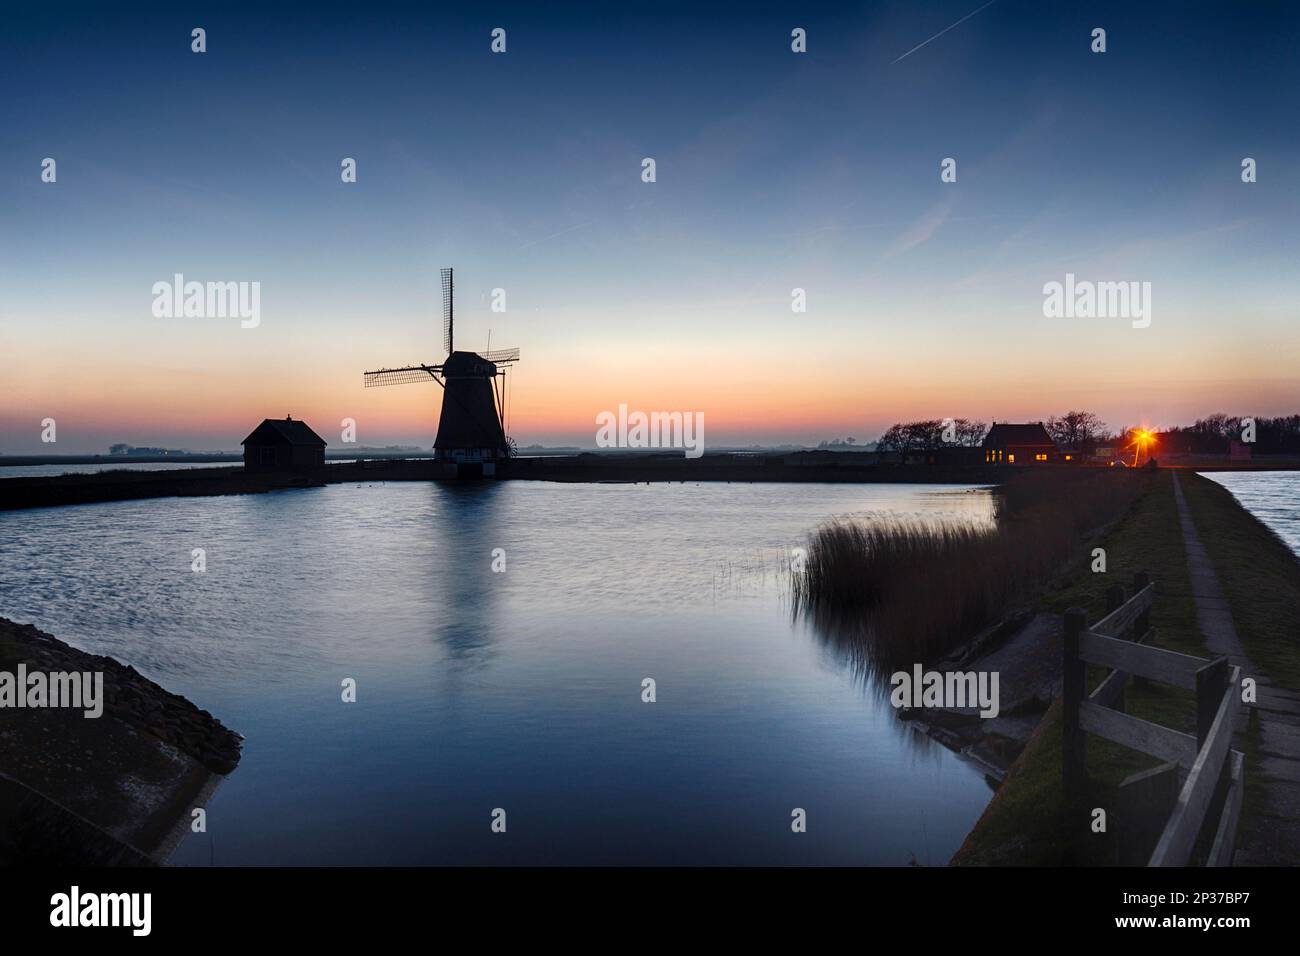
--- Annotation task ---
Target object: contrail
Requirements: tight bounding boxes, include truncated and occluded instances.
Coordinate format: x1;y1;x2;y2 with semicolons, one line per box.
892;0;998;64
520;220;594;248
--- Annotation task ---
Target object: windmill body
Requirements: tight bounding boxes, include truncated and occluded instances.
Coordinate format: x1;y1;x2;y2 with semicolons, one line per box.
433;351;507;460
363;268;519;463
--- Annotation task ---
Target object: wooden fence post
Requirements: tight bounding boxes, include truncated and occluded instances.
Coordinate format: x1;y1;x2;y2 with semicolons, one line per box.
1063;608;1088;800
1196;657;1230;747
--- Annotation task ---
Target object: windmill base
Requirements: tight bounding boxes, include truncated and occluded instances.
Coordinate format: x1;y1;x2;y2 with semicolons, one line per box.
450;461;495;480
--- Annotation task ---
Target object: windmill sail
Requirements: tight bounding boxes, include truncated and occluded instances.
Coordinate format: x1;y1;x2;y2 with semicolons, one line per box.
364;365;443;387
441;267;454;355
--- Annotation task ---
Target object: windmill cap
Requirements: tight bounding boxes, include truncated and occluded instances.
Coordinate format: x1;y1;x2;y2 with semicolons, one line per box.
442;351;498;374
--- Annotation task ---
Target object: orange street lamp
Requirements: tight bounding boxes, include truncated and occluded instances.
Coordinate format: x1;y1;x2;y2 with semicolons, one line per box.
1131;429;1155;466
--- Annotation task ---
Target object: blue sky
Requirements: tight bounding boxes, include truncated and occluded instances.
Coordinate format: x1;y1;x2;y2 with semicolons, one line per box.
2;1;1298;452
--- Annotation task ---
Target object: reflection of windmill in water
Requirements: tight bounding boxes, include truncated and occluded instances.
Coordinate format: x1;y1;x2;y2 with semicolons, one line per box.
363;268;519;475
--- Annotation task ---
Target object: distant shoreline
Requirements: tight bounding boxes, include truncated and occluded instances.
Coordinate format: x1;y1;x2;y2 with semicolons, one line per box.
0;451;436;467
0;454;243;466
1;453;1298;512
0;455;1002;512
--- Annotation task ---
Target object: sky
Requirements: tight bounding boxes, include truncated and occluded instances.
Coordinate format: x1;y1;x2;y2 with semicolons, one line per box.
2;0;1298;453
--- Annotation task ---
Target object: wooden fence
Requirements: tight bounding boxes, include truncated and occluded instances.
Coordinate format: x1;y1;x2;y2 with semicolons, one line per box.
1062;571;1245;866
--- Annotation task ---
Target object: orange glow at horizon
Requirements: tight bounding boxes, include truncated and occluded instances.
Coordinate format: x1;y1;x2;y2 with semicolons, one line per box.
3;331;1299;452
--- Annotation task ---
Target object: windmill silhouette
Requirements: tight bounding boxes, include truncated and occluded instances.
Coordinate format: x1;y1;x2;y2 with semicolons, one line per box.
364;268;520;463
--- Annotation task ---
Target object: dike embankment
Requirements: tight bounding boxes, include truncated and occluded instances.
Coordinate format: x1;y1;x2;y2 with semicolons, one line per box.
951;471;1300;865
0;617;242;864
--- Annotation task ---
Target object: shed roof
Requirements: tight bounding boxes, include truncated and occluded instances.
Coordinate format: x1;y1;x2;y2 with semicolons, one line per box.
241;417;327;447
983;422;1055;448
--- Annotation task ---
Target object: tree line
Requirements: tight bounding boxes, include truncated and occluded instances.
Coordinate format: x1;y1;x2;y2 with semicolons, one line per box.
875;419;987;452
874;411;1109;452
1161;414;1300;454
870;411;1300;455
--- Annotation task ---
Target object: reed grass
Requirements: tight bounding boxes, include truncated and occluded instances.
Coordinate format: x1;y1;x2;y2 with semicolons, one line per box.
792;469;1149;677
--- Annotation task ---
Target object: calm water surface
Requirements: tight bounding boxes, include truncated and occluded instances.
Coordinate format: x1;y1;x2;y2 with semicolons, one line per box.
0;481;996;865
1201;471;1300;556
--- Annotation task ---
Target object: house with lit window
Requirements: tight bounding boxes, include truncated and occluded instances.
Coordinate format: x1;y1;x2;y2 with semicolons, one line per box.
982;422;1059;464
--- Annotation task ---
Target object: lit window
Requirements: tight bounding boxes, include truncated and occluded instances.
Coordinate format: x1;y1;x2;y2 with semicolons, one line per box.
1008;453;1015;463
1035;453;1047;461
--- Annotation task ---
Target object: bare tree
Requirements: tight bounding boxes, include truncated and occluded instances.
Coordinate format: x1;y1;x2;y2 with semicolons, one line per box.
954;419;988;447
1046;411;1107;450
876;420;947;452
879;418;986;451
904;420;946;450
1193;413;1240;440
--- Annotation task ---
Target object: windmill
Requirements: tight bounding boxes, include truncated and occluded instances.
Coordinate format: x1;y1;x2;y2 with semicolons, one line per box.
363;267;520;463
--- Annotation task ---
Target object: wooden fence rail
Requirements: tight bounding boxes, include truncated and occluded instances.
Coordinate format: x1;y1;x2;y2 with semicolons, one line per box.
1062;571;1245;867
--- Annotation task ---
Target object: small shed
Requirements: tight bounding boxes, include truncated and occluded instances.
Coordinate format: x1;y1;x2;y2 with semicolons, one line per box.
241;416;327;472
